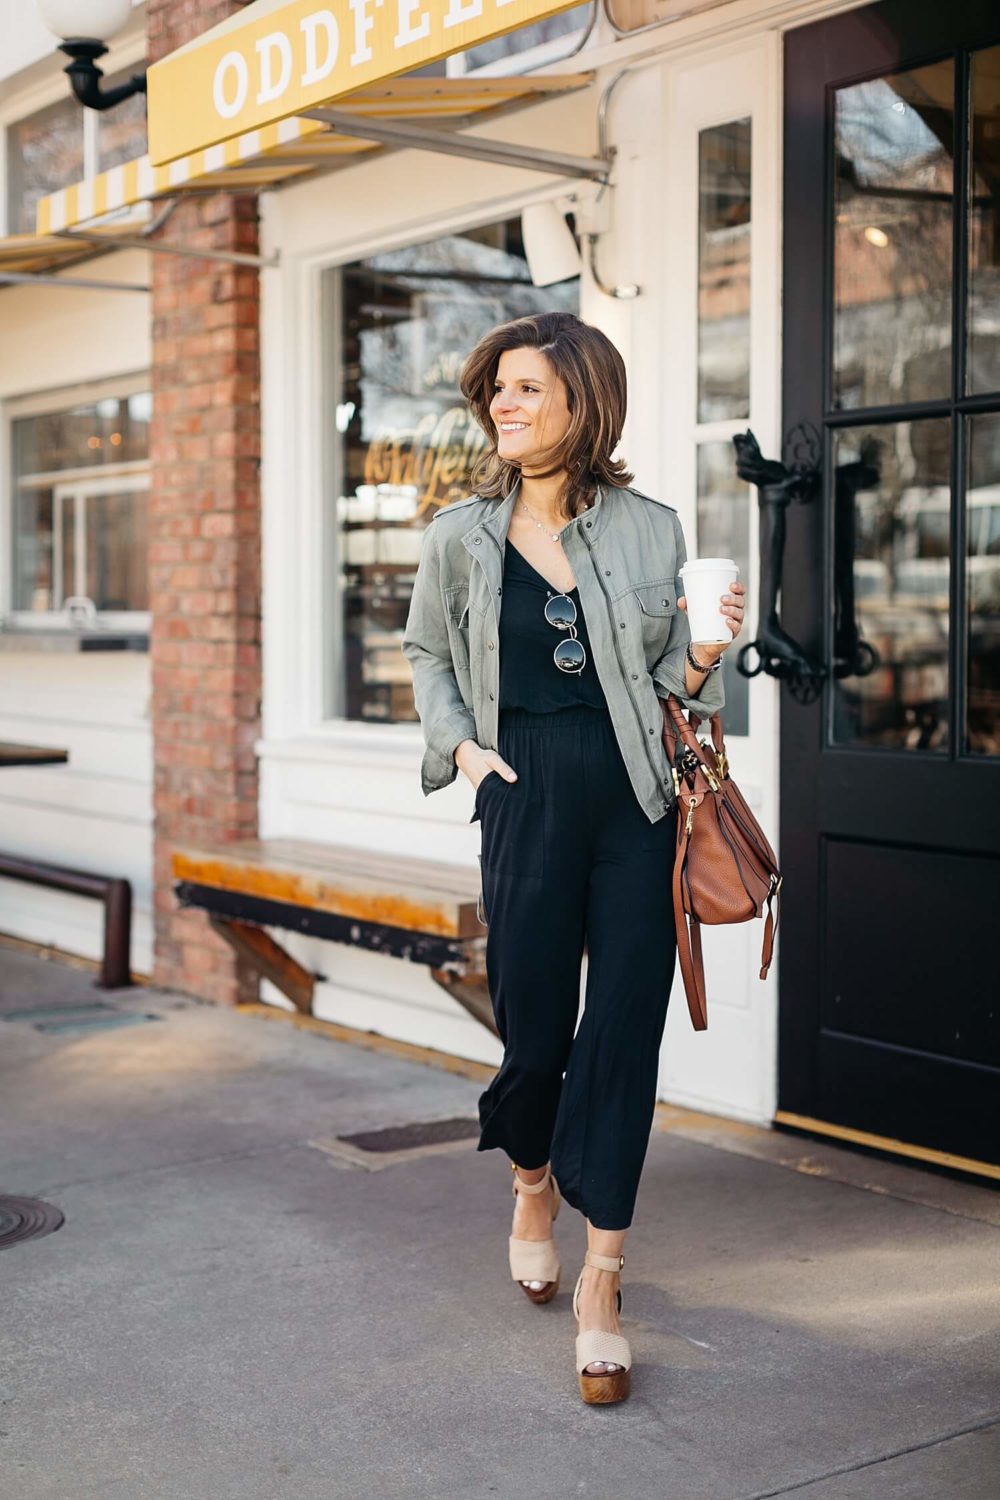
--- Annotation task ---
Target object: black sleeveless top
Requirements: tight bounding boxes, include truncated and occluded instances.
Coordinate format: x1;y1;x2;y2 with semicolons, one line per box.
498;539;608;714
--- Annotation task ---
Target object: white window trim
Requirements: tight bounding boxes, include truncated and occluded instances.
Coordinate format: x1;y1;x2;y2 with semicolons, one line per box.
661;32;782;754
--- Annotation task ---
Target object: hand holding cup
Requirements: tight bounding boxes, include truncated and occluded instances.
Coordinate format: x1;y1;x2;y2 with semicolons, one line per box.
677;557;746;657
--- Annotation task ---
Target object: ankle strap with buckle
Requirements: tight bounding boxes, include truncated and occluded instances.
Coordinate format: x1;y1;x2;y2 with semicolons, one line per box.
584;1250;624;1273
511;1162;552;1195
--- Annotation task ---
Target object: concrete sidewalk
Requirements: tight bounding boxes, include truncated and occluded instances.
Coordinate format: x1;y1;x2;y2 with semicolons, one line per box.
1;943;997;1500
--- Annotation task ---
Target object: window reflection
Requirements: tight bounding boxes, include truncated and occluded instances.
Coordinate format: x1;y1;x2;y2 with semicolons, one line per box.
832;420;951;750
7;95;83;236
969;47;1000;396
12;393;151;614
327;219;579;723
697;119;751;423
834;62;954;410
456;4;591;68
696;442;750;735
967;414;1000;755
97;70;148;171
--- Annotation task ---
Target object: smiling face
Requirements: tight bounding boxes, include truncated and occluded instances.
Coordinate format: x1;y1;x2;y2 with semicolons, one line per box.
489;347;572;474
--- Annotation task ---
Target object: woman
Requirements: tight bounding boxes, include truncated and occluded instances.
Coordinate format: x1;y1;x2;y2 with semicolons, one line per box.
401;311;745;1405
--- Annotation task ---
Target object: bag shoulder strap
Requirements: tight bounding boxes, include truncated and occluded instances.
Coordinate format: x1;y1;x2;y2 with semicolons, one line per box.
672;810;708;1031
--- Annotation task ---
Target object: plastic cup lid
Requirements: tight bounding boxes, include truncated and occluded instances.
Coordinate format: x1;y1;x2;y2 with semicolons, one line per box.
679;557;739;574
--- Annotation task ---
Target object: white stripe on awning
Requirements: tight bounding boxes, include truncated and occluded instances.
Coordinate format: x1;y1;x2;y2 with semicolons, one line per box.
37;73;592;235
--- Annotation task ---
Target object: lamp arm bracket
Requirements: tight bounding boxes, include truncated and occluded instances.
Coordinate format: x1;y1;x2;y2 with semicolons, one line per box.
59;40;146;113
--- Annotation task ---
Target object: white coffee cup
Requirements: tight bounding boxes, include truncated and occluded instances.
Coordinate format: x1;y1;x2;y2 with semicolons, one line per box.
678;557;739;644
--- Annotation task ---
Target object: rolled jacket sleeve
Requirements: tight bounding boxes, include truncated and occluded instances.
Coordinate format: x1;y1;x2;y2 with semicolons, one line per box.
650;511;726;720
400;518;479;794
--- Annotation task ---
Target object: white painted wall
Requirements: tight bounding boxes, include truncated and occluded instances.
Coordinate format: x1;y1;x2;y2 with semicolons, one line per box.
0;249;153;974
257;25;785;1119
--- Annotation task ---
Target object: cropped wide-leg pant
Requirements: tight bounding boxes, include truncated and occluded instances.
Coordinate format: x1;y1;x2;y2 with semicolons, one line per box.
472;702;678;1230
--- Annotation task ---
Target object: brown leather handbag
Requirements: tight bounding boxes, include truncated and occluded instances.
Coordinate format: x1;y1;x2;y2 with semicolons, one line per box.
660;694;781;1031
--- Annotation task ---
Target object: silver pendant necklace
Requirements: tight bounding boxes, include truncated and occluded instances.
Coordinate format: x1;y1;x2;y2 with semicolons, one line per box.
518;496;587;543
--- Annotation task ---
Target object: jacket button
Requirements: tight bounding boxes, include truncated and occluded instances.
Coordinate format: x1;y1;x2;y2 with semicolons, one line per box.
648;727;655;734
488;641;494;650
489;691;494;700
585;521;592;528
661;598;668;606
473;537;481;544
619;621;625;628
631;673;638;680
497;587;502;595
605;570;611;576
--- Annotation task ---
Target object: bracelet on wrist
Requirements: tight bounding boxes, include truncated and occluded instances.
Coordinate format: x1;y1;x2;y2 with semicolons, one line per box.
686;641;722;674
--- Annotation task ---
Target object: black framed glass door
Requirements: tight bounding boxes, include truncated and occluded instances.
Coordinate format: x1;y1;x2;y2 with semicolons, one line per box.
780;0;1000;1169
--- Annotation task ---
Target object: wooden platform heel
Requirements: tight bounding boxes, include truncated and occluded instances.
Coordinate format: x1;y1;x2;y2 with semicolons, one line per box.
508;1162;561;1305
572;1250;632;1404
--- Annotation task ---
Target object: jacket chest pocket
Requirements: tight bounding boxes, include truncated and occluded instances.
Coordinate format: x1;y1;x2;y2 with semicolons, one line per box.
445;586;472;665
631;580;677;659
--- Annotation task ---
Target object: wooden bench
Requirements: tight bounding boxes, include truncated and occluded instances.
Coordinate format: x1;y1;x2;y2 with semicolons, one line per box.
171;837;495;1035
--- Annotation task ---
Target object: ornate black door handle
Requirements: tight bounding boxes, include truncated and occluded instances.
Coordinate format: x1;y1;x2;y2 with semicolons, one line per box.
732;426;827;705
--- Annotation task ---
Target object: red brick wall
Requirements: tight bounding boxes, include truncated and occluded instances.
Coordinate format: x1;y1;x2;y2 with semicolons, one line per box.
148;1;262;1002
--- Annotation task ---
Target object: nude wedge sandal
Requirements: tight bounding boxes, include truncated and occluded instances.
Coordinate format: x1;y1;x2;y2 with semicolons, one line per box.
572;1250;632;1404
508;1162;561;1305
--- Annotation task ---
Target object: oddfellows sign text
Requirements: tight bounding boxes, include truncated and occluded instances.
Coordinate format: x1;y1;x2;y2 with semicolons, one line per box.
148;0;581;166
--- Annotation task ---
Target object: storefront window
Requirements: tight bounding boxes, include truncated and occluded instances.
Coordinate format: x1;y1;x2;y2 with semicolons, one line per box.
6;75;147;235
449;4;592;70
96;70;149;172
7;95;83;236
833;61;954;412
11;388;151;617
697;118;751;423
969;46;1000;397
324;218;579;723
831;418;952;751
967;413;1000;756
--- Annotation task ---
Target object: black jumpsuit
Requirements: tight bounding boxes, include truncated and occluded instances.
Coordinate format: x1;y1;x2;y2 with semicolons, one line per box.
471;538;679;1230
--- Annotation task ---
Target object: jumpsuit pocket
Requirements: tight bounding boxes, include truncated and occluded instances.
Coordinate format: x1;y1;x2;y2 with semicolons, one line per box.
478;775;544;880
468;767;499;824
476;853;488;926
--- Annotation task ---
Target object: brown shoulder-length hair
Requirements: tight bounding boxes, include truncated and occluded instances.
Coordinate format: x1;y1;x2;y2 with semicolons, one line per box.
459;311;633;521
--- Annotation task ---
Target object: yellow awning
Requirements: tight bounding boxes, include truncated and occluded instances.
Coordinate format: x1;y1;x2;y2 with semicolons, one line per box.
0;216;151;285
146;0;584;165
38;72;593;236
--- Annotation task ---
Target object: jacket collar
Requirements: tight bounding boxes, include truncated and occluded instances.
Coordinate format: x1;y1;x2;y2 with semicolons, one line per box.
462;474;613;550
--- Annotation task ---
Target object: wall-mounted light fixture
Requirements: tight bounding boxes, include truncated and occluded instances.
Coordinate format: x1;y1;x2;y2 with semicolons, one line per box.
521;203;583;289
36;0;146;111
522;189;639;301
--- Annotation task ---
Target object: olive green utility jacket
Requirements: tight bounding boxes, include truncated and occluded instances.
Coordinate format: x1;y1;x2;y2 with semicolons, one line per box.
400;478;725;824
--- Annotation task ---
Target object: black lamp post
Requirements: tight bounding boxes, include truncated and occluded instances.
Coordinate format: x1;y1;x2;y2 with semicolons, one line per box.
36;0;146;111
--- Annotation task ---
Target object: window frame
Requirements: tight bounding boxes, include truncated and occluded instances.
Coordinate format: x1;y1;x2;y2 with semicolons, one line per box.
2;371;151;631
